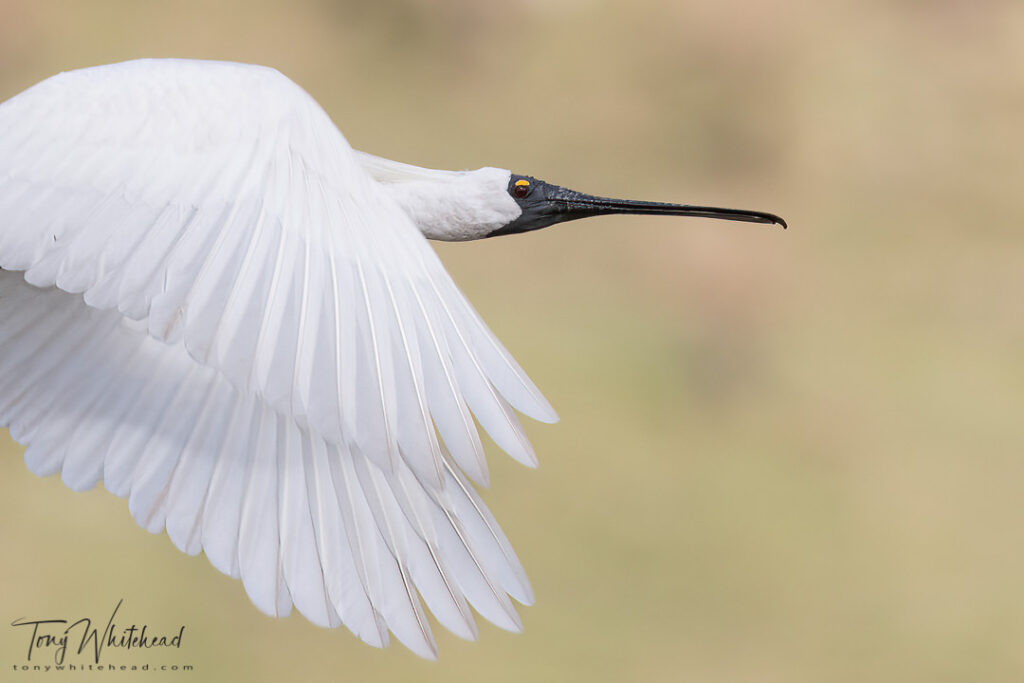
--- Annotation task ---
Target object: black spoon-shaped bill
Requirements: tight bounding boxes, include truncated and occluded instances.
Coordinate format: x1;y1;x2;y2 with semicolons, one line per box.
492;176;786;237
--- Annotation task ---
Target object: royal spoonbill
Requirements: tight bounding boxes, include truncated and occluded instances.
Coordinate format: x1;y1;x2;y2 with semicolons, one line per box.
0;59;785;658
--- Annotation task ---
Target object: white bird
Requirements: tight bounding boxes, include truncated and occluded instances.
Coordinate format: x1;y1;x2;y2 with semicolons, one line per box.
0;59;785;658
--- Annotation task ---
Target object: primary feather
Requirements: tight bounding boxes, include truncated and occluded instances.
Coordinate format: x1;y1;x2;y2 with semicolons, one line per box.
0;58;557;658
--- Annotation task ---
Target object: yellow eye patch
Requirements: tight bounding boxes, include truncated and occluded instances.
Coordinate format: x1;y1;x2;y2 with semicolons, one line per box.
515;180;530;187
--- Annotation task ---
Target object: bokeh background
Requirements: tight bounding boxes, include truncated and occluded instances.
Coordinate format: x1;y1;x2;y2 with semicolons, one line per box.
2;0;1024;680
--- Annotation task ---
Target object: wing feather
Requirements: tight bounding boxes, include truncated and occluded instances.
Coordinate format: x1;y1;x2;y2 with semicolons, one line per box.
406;278;489;485
61;341;149;492
351;453;438;658
304;434;384;646
201;393;260;578
163;378;236;555
280;421;340;628
237;408;291;618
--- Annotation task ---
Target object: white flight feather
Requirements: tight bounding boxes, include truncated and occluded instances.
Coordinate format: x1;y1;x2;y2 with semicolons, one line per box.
407;278;489;486
60;342;148;493
201;392;260;579
280;420;340;628
163;381;235;555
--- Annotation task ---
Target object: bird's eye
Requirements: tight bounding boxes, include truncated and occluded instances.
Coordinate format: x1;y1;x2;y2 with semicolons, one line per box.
513;179;530;199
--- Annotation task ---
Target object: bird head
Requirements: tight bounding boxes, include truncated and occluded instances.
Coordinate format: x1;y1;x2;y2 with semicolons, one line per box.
490;174;787;237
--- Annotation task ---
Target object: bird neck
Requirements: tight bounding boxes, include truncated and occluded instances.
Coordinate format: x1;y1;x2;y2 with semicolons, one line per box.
357;152;521;242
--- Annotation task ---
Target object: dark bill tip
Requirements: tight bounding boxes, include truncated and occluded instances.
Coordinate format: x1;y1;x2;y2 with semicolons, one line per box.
677;205;787;229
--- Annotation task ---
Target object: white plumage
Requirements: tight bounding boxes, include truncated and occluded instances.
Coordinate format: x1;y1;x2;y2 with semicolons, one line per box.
1;57;786;660
0;59;558;658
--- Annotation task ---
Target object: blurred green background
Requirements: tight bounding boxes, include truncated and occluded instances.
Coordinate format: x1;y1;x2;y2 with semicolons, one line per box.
3;0;1024;680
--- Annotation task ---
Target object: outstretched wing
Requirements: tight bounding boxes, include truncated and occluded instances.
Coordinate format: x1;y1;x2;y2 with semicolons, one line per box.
0;59;556;658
